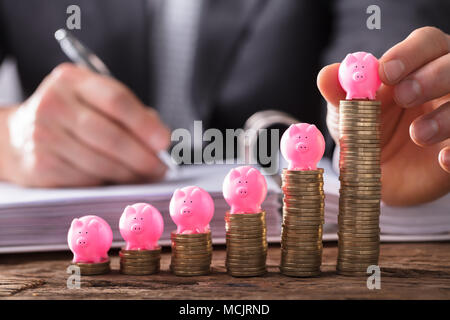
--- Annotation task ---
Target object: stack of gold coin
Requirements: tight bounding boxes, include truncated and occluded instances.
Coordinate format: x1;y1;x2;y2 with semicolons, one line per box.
170;231;212;276
70;259;111;276
225;211;267;277
337;99;381;276
119;248;161;275
280;169;324;277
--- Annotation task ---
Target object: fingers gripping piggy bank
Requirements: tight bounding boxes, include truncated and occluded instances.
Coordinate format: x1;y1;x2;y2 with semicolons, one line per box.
280;123;325;171
68;215;113;263
338;51;381;100
170;186;214;234
119;203;164;250
222;166;268;214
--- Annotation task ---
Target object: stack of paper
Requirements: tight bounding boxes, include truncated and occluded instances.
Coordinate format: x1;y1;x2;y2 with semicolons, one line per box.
0;164;282;253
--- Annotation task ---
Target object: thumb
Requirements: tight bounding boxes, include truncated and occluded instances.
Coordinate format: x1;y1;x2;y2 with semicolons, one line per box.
316;63;346;108
317;63;345;144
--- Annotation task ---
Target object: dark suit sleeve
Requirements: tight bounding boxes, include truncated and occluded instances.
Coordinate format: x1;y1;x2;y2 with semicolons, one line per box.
322;0;450;64
0;5;5;64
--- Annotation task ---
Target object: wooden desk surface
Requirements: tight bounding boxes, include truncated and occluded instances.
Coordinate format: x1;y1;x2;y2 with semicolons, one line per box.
1;242;450;300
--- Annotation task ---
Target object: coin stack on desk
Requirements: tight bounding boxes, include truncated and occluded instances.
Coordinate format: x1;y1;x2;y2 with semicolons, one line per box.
337;99;381;276
280;169;325;277
70;259;111;276
119;248;161;275
225;211;267;277
170;231;212;276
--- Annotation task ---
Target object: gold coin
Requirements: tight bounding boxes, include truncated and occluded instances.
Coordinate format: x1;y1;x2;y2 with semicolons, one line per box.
171;270;210;276
225;235;267;242
338;247;379;254
339;186;382;191
279;266;321;272
283;205;325;211
120;260;160;267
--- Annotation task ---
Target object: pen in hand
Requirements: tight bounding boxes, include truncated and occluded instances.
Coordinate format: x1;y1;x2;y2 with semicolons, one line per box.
54;28;177;173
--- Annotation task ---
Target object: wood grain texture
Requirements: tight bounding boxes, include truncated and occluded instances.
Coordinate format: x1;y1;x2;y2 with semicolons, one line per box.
1;242;450;300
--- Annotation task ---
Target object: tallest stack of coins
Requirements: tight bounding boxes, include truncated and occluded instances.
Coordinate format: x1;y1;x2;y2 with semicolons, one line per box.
337;99;381;276
336;51;383;276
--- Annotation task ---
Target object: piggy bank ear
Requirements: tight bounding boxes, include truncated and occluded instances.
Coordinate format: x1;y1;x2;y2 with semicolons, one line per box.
191;187;203;199
306;124;317;133
344;53;358;65
88;219;100;230
246;167;259;179
124;205;136;218
229;168;241;180
173;188;186;199
288;124;300;137
362;53;375;63
71;218;83;229
142;205;153;216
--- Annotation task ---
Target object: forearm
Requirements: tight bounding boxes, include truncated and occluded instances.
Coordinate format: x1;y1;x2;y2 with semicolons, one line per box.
0;105;18;181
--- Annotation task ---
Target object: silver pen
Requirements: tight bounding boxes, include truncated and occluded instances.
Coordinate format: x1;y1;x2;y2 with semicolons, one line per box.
54;28;176;172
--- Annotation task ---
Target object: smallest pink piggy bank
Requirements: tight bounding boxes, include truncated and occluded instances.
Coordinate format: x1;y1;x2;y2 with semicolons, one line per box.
222;166;267;214
169;186;214;234
280;123;325;171
119;203;164;250
68;215;113;263
338;51;381;100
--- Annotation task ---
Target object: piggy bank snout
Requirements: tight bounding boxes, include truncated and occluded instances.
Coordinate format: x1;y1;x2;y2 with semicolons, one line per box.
76;236;88;248
235;186;248;198
295;142;309;153
130;223;144;233
352;71;365;82
180;206;193;216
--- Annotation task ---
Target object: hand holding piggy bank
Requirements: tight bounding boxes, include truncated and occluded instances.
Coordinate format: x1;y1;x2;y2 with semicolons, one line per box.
170;186;214;234
68;215;112;263
280;123;325;170
119;203;164;250
223;166;267;214
338;51;381;100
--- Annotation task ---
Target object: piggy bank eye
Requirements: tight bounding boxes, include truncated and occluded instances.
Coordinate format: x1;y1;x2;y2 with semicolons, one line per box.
140;218;144;220
190;200;193;203
354;65;357;68
238;180;241;184
361;65;365;68
85;232;88;234
78;231;81;234
133;217;137;220
245;181;248;184
305;136;308;139
298;135;301;139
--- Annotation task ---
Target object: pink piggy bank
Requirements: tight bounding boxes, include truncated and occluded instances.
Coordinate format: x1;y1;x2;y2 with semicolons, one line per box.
170;186;214;234
222;166;267;214
338;51;381;100
68;215;113;263
280;123;325;170
119;203;164;250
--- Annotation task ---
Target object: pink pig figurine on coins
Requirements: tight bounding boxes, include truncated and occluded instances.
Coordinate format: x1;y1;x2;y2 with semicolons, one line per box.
119;203;164;250
338;51;381;100
169;186;215;234
222;166;268;214
67;215;113;263
280;123;325;171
